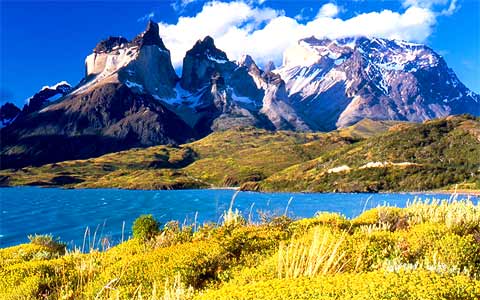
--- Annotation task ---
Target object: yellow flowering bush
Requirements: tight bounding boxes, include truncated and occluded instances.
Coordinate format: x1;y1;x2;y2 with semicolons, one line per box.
1;199;479;300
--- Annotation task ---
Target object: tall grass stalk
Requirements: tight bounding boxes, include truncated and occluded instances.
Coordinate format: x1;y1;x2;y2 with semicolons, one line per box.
248;202;255;224
221;191;244;226
163;274;194;300
284;197;293;216
277;228;347;279
406;197;480;232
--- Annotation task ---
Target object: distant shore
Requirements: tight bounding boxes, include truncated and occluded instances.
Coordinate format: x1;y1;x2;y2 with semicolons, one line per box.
2;184;480;197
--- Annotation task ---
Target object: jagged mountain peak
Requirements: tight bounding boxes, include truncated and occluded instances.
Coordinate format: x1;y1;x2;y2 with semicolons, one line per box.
264;61;276;73
94;36;129;54
187;36;229;62
180;36;234;92
131;20;168;50
238;54;256;68
23;81;72;114
80;20;177;99
290;36;441;71
0;102;21;128
92;21;168;55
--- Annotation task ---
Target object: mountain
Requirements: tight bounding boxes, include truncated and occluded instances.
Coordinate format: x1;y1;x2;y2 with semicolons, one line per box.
0;21;194;169
166;36;309;135
276;36;480;130
22;81;72;114
1;22;479;170
0;82;71;128
0;103;21;128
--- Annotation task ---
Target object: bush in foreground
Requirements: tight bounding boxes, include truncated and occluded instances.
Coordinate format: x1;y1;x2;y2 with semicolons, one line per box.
132;214;160;241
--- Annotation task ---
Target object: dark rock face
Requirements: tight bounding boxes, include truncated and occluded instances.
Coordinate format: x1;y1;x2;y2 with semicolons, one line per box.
85;21;178;98
0;102;20;127
94;21;167;53
180;36;235;92
264;61;276;73
22;82;72;114
94;36;129;53
0;83;194;169
131;20;168;50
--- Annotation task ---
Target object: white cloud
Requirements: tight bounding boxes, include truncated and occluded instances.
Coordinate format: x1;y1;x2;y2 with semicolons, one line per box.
294;7;313;21
403;0;448;8
158;1;438;69
402;0;458;15
440;0;458;16
171;0;198;12
316;3;340;18
137;12;155;22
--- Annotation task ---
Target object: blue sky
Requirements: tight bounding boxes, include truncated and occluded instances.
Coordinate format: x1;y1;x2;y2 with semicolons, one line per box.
1;0;479;107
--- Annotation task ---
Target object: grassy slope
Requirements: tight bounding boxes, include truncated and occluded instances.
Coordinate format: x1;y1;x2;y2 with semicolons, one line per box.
0;128;355;189
1;115;478;192
250;115;480;192
1;199;479;299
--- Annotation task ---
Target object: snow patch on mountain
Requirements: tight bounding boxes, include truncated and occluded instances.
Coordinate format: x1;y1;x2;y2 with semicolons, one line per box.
275;36;480;130
124;80;145;92
41;81;71;92
231;91;254;104
159;83;204;107
207;55;228;64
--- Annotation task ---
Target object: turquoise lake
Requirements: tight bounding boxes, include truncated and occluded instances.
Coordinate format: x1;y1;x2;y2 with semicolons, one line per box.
0;187;477;248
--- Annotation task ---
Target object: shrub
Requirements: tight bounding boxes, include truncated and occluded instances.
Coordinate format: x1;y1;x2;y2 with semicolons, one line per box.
288;212;350;235
153;221;194;248
352;207;404;229
195;271;480;300
132;214;160;241
27;234;66;256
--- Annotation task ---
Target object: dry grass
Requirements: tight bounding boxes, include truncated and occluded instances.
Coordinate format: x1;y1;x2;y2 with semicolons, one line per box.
277;227;347;279
221;191;245;227
162;274;194;300
406;197;480;233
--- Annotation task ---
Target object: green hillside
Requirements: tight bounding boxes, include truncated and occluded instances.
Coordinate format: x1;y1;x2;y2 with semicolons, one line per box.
1;115;478;192
248;115;480;192
0;128;352;189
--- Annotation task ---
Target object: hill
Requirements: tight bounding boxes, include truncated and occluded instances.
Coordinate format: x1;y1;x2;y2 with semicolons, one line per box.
0;127;352;190
1;115;478;193
246;115;480;192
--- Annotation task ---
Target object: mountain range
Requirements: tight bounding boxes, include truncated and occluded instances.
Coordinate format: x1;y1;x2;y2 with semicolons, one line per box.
1;20;478;169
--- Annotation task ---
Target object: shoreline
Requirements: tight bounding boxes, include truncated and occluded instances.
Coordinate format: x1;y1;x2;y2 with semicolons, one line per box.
2;184;480;196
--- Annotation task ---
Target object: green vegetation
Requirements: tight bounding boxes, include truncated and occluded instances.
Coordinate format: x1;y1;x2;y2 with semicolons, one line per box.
1;115;479;192
132;215;160;241
1;198;479;299
252;115;480;192
0;127;352;190
27;234;66;257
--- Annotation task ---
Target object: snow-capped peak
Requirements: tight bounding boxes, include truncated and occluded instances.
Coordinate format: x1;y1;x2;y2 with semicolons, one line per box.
281;36;440;73
41;81;71;92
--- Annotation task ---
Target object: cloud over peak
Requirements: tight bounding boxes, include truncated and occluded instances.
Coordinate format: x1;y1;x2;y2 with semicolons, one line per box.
158;0;445;69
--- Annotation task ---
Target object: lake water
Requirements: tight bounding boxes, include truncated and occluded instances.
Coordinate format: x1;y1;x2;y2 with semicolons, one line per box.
0;187;476;249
